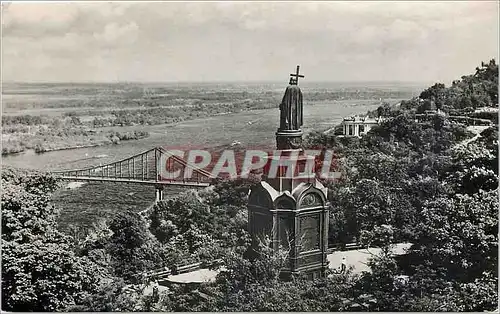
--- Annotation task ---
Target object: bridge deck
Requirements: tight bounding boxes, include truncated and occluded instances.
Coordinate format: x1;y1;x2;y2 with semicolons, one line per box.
58;176;211;187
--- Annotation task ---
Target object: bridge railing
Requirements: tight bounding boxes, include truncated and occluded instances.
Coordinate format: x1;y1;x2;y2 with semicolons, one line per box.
51;147;217;186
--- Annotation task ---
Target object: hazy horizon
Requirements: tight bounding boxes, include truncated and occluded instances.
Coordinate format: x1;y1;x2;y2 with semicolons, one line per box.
2;2;498;84
1;80;431;93
2;79;432;84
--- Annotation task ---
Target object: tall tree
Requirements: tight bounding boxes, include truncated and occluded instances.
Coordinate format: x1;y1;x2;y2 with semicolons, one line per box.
1;168;97;311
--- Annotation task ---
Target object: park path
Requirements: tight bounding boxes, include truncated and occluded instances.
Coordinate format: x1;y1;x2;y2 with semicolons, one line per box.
327;243;412;274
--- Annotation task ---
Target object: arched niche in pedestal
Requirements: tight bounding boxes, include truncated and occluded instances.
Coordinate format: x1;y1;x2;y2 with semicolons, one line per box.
292;182;330;278
247;183;275;245
274;193;297;251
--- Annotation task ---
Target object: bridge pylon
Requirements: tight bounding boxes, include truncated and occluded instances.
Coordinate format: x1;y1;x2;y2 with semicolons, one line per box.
155;184;164;202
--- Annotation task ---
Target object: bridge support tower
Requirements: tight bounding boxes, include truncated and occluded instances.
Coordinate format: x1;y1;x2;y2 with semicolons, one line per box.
155;185;164;202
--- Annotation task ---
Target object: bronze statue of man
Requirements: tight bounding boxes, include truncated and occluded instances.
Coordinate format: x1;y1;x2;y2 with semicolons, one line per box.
279;66;304;131
279;83;303;130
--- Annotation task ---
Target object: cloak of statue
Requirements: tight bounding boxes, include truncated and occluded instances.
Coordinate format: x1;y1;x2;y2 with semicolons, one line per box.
279;84;303;130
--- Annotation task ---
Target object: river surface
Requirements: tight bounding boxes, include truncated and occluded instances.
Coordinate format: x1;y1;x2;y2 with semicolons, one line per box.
3;100;385;232
3;100;383;170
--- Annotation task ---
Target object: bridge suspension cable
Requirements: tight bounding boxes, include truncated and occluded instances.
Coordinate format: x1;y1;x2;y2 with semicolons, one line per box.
50;147;216;187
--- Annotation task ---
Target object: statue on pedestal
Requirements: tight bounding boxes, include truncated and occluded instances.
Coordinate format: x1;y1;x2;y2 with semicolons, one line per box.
276;65;305;150
279;66;304;131
248;66;330;279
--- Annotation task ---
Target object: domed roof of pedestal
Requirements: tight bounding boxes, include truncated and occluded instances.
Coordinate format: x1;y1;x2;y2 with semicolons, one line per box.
248;180;328;210
274;191;296;209
247;181;280;209
291;180;328;207
259;181;281;200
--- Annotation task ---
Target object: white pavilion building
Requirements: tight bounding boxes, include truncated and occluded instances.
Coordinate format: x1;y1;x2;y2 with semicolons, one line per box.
341;115;384;137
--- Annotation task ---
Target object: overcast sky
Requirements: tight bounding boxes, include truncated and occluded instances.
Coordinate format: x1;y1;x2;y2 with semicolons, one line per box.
2;1;498;83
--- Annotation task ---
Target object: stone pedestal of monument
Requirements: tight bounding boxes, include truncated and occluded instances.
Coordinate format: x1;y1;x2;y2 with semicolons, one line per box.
248;150;329;279
276;129;303;150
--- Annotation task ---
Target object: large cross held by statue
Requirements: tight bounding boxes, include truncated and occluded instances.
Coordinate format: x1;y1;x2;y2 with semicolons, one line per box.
279;65;304;131
289;65;304;85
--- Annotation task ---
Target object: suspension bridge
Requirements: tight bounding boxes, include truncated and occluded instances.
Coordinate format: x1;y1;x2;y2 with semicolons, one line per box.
50;147;216;201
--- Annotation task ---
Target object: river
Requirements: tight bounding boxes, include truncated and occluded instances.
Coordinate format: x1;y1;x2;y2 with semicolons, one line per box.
2;100;385;170
3;100;385;232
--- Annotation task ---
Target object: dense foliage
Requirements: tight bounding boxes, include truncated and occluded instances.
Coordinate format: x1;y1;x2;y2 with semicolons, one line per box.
301;60;498;311
1;168;98;311
147;179;253;265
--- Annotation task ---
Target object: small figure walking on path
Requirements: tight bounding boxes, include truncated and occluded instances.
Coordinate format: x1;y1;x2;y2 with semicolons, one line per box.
341;256;347;274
